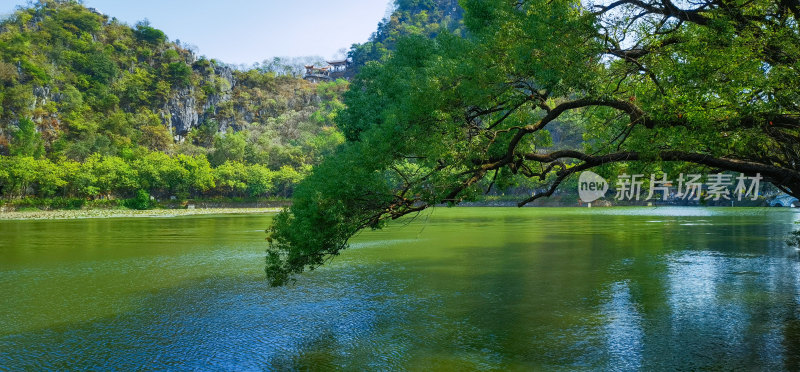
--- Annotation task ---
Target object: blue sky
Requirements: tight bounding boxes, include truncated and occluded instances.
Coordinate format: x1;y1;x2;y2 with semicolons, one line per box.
2;0;392;65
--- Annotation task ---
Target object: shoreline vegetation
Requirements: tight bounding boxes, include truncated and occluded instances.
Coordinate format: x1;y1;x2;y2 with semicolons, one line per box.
0;197;777;221
0;207;283;221
0;197;292;220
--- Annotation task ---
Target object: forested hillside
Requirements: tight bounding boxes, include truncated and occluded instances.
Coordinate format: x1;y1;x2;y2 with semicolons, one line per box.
349;0;464;71
0;0;347;206
0;0;475;209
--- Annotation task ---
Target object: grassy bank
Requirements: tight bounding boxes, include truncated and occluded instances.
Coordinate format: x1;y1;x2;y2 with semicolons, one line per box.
0;196;291;211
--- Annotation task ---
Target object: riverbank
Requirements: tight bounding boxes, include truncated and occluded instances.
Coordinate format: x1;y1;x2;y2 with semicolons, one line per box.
0;207;282;221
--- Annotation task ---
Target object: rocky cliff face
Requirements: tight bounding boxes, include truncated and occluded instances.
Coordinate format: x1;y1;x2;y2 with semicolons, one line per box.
165;87;198;137
23;60;238;142
15;55;323;149
165;63;235;140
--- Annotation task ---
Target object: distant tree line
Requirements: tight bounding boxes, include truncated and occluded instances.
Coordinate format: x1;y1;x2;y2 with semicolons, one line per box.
0;152;303;202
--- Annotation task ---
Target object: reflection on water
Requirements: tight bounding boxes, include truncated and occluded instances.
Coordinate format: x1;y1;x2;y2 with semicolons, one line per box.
0;208;799;370
603;281;643;370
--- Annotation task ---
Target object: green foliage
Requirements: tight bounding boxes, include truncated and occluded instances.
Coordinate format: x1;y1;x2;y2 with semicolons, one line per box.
0;155;71;198
245;164;274;197
134;22;166;44
49;197;85;210
76;51;118;83
0;151;298;202
19;59;50;84
176;154;216;195
209;130;246;166
2;84;35;119
55;6;102;33
268;0;800;285
0;197;85;211
10;118;45;158
213;161;248;196
124;189;153;210
348;0;463;71
165;62;191;87
0;61;18;85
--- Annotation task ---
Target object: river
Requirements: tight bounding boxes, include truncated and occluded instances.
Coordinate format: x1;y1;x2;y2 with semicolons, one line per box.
1;208;799;370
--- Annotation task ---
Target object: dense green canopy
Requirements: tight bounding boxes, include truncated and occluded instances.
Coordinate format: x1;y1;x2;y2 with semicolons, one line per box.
267;0;800;285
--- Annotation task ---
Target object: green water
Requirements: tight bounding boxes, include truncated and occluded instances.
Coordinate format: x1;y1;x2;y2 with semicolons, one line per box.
1;208;799;370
